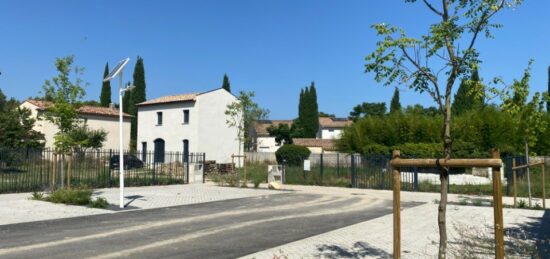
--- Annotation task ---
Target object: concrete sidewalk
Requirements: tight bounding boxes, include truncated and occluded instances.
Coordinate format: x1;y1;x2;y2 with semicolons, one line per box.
0;184;285;226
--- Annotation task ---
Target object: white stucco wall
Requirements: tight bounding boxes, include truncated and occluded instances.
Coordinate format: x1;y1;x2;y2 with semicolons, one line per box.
196;89;241;163
137;89;240;164
20;101;131;150
319;128;343;139
256;136;281;153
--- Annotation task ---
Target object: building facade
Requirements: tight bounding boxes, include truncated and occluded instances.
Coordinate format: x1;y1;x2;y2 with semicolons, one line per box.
21;100;132;150
136;88;240;164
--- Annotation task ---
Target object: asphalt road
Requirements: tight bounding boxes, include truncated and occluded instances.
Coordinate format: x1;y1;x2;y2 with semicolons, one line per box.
0;192;420;259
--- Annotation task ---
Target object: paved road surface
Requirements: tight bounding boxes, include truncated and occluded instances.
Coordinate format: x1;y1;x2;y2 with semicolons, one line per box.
0;192;419;259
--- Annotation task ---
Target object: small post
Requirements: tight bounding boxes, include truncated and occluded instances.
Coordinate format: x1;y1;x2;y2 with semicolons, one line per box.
202;153;206;184
491;149;504;259
512;159;517;207
244;155;248;185
320;152;324;184
351;154;356;188
67;154;72;189
542;164;546;209
392;150;401;259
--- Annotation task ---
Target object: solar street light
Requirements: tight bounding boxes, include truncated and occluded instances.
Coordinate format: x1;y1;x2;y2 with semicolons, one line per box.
103;57;130;209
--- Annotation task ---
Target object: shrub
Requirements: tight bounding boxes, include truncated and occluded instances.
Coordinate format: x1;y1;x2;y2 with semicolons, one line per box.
45;187;93;205
275;144;311;166
253;178;263;188
31;191;44;200
361;143;390;156
89;197;109;209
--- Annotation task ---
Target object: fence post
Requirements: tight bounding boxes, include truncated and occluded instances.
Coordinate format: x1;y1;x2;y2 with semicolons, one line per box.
392;150;401;259
320;152;324;185
413;166;419;192
202;153;206;184
512;159;517;207
542;163;546;209
351;154;357;188
491;149;504;259
185;152;190;184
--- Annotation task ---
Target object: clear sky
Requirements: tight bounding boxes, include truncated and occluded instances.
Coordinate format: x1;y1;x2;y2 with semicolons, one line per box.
0;1;548;119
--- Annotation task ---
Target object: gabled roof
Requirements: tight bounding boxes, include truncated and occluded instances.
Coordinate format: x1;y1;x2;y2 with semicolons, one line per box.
254;120;294;137
136;88;235;107
319;117;352;128
24;99;132;118
293;138;337;151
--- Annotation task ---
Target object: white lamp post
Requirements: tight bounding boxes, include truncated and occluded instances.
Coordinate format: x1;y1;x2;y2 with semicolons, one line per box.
104;58;131;209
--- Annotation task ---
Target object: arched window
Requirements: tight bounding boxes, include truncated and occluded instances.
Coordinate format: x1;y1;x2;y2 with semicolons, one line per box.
154;138;165;163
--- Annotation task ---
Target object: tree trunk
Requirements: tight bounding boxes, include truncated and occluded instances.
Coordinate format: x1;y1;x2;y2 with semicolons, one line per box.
438;99;452;259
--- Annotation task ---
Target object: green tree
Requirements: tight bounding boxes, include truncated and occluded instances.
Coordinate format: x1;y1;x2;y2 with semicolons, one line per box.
128;56;146;151
225;91;269;157
67;125;107;155
547;66;550;112
122;81;132;113
348;102;386;121
306;82;320;137
390;87;401;114
99;63;111;107
267;123;293;145
0;89;44;149
222;74;231;92
452;68;484;115
319;112;335;118
364;1;521;256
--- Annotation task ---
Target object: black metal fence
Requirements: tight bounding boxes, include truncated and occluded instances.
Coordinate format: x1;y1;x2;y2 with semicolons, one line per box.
0;148;205;194
266;152;547;195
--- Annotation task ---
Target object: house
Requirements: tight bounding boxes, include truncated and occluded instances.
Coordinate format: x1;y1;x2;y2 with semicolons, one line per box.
20;100;132;150
251;117;352;153
136;88;240;164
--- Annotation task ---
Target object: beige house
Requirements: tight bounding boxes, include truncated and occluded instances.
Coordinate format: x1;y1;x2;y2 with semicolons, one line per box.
21;100;132;150
136;88;240;164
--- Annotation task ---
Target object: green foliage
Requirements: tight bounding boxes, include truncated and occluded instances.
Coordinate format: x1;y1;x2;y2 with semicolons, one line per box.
319;112;335;118
222;74;231;92
390;87;401;114
275;144;311;166
253;178;262;188
547;66;550;112
226;91;269;152
41;55;86;152
295;82;319;138
361;143;390;156
130;56;146;151
43;187;93;205
0;89;44;149
99;63;111;107
348;102;386;121
267;123;293;145
31;191;44;200
452;68;485;115
89;197;109;208
66;126;107;152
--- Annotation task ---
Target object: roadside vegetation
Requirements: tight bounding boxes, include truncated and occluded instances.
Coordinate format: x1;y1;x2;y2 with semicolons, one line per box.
31;186;109;209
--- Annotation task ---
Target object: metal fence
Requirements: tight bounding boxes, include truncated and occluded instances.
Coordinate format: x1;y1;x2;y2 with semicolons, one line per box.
255;152;548;195
0;148;205;194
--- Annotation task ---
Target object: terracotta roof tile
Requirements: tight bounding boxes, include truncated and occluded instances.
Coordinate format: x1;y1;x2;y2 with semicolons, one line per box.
319;117;352;128
254;120;294;137
293;138;337;151
25;99;131;118
136;93;198;106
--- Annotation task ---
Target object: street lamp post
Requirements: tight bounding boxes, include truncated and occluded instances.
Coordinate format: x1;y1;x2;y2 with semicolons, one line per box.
104;58;131;209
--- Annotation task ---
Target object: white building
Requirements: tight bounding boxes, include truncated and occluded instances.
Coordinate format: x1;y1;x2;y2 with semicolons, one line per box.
251;117;352;153
136;88;240;164
21;100;132;150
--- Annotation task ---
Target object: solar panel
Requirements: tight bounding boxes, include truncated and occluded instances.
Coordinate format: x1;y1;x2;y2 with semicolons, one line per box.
103;58;130;82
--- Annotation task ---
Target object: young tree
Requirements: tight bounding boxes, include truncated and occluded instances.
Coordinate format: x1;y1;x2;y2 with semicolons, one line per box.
452;68;485;115
390;87;401;114
225;91;269;159
306;82;320;137
0;89;44;149
547;65;550;112
364;1;521;256
129;56;146;151
99;63;111;107
267;123;293;145
222;74;231;92
42;56;87;188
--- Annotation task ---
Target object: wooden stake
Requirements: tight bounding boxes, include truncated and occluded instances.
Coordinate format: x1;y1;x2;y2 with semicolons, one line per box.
491;149;504;259
512;159;517;207
542;164;546;209
67;155;72;189
392;150;401;259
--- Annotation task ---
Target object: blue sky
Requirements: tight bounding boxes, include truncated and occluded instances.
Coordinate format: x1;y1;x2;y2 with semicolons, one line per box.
0;1;548;119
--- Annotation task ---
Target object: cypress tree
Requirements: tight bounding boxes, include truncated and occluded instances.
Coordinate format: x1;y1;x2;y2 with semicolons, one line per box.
122;82;132;113
390;87;401;113
308;82;319;137
222;74;231;92
129;56;146;151
100;63;111;107
547;66;550;112
452;68;484;115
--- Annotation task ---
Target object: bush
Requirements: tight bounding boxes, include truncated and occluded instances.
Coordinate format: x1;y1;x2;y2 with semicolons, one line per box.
362;143;390;156
391;142;442;158
275;144;311;166
45;187;93;205
89;197;109;208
